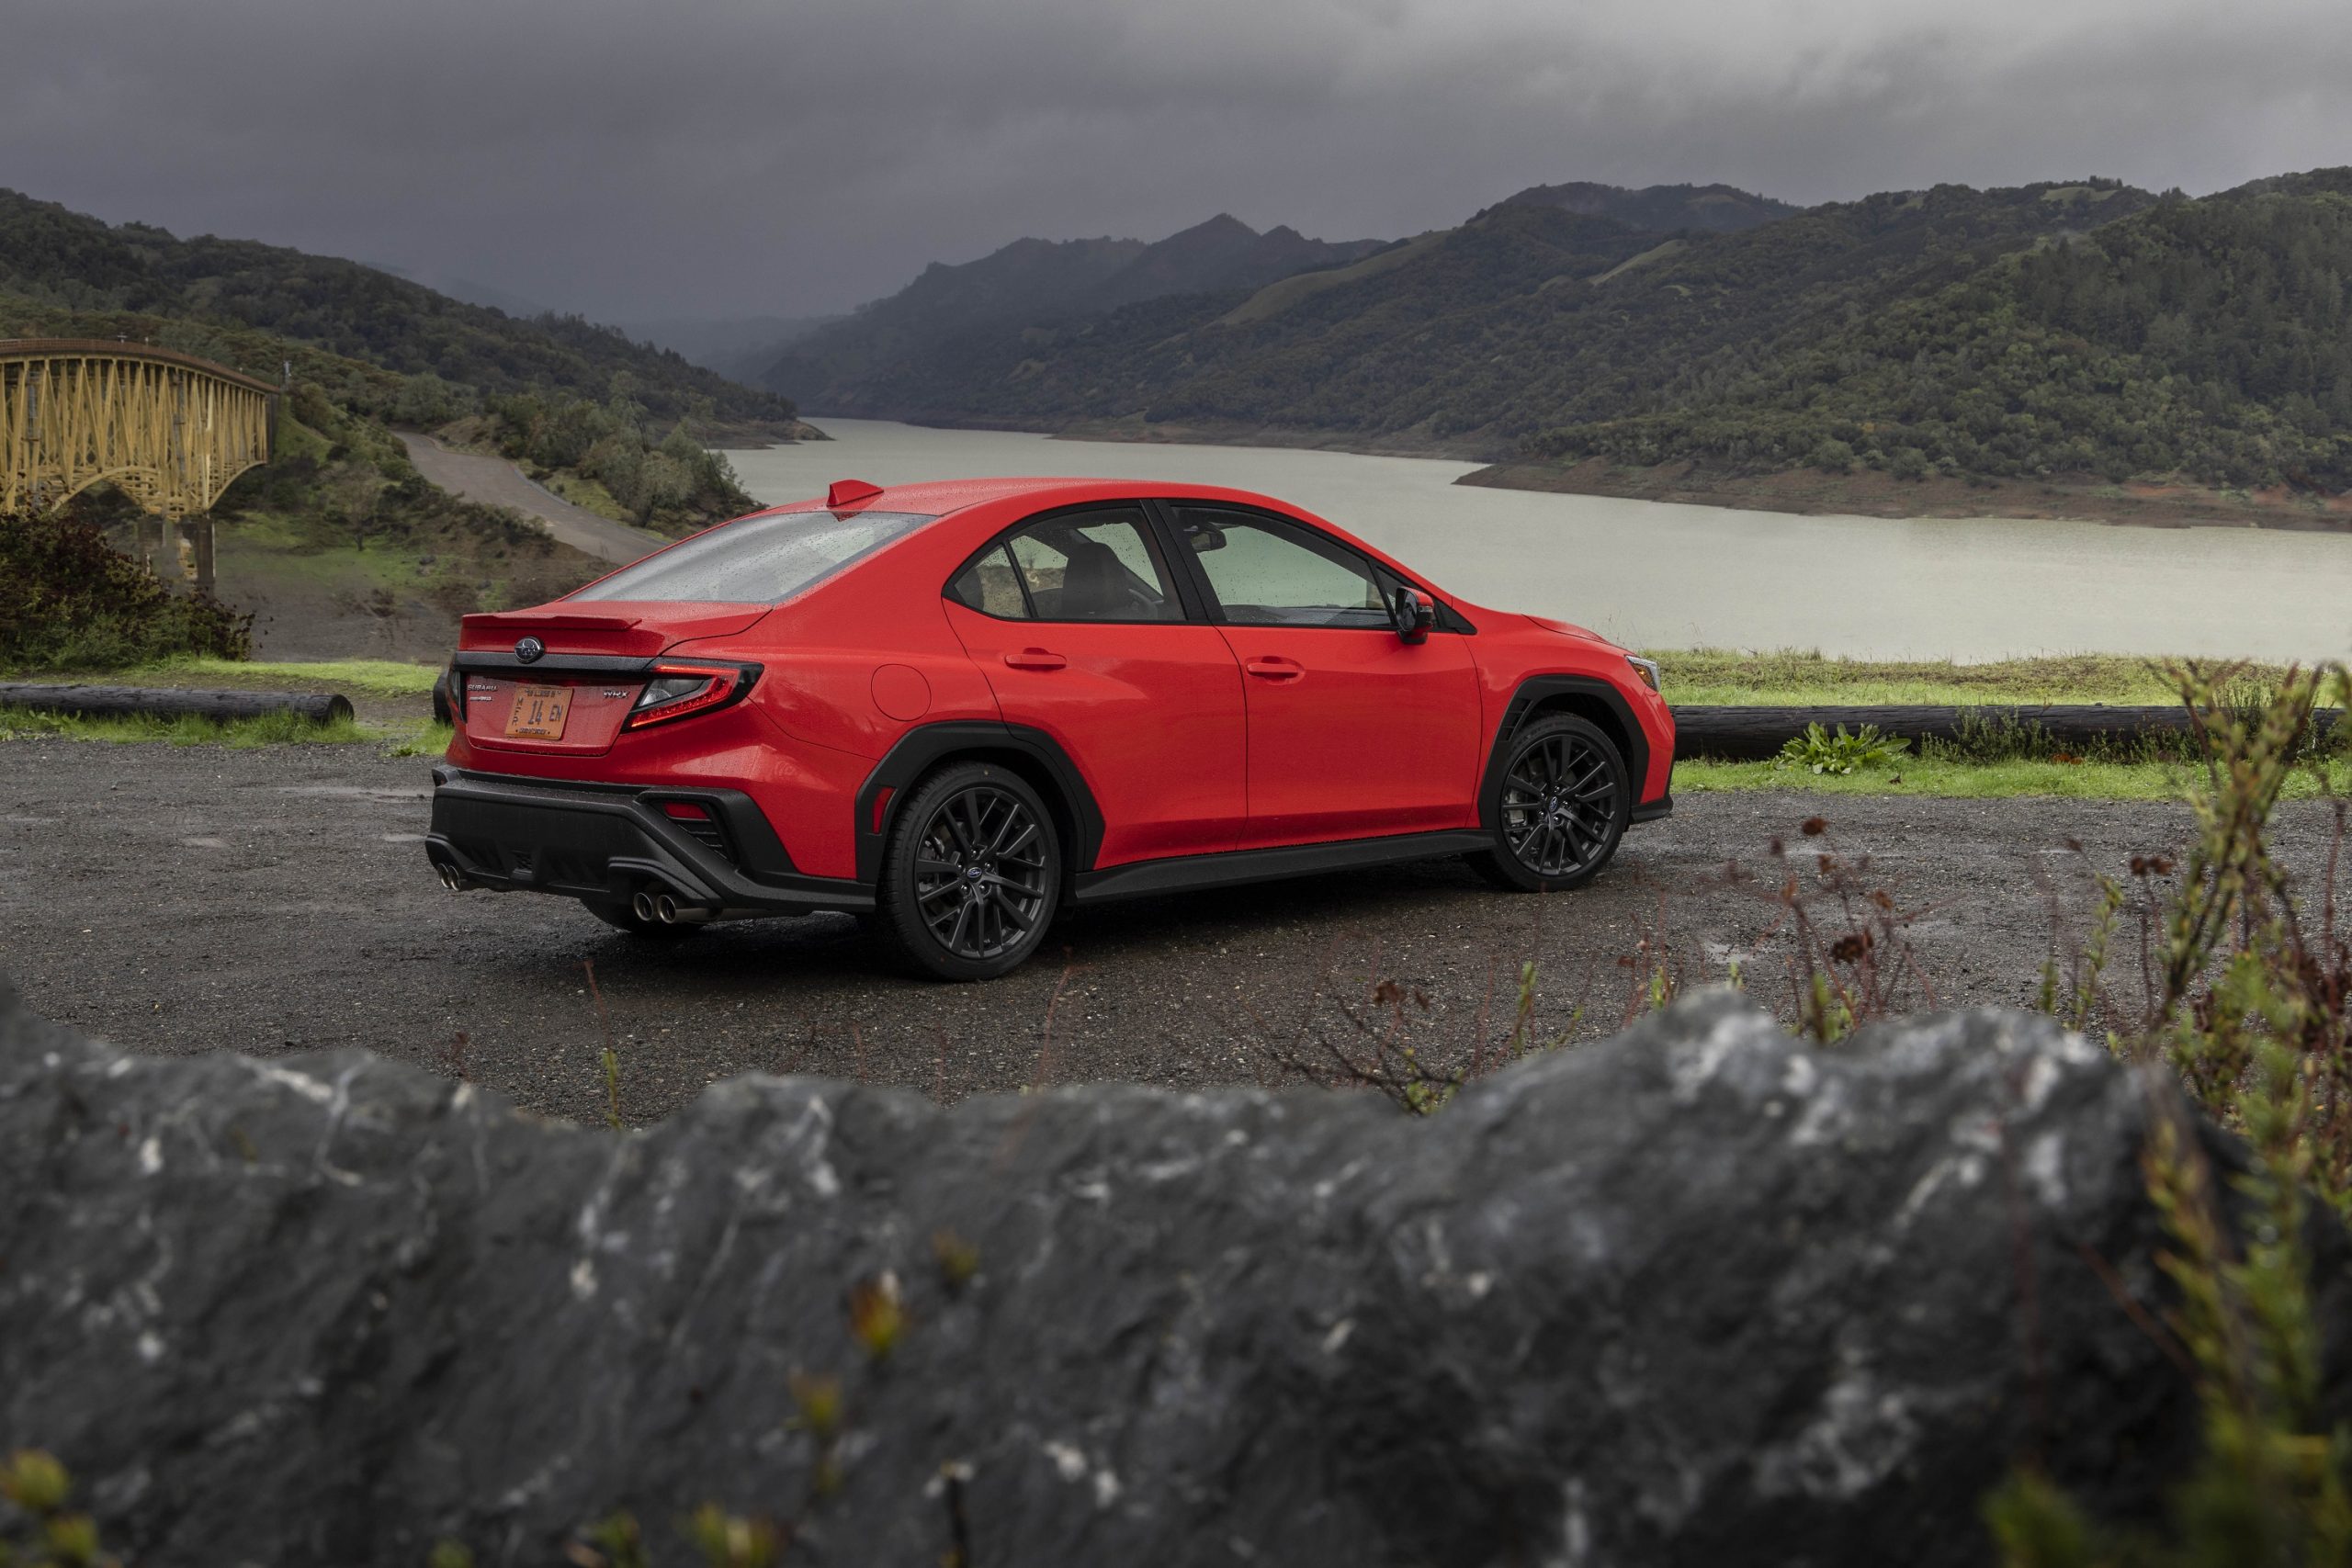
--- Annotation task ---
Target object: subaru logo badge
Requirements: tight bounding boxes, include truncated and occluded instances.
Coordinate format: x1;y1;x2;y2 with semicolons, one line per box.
514;636;545;663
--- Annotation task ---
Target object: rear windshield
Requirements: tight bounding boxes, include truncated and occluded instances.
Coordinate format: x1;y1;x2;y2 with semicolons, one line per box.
568;508;934;604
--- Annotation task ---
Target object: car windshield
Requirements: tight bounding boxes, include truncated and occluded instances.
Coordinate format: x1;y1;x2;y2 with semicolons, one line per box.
568;508;935;604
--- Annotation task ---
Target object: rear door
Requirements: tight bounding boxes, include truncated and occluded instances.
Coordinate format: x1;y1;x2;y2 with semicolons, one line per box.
1163;503;1481;848
943;505;1248;866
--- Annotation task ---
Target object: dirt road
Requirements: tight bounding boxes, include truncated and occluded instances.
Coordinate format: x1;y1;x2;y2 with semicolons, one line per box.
397;434;667;565
4;740;2343;1126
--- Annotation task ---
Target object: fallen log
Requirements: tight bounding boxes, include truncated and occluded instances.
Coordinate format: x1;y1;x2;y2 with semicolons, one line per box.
1673;702;2342;761
0;683;354;726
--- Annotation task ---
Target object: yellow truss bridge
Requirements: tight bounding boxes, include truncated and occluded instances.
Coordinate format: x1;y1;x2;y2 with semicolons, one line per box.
2;338;277;523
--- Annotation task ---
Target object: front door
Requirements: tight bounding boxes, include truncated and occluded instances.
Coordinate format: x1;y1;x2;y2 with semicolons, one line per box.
1166;504;1482;849
944;505;1248;867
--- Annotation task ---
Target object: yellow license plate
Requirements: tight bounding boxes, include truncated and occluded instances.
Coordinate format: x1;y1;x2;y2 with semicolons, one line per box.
505;683;571;739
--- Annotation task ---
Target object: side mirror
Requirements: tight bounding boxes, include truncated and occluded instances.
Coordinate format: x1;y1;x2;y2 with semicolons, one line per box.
1390;586;1435;645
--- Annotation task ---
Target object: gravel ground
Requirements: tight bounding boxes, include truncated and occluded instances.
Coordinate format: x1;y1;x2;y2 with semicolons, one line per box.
3;739;2344;1125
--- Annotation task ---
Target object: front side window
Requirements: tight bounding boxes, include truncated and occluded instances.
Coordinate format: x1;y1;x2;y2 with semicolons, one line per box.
1173;507;1396;628
951;509;1181;623
571;508;933;604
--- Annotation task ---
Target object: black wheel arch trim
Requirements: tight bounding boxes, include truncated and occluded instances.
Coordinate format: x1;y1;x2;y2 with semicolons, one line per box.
855;721;1105;886
1478;676;1660;830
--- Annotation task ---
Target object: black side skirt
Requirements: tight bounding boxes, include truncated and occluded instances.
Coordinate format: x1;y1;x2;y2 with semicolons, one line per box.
1071;829;1492;906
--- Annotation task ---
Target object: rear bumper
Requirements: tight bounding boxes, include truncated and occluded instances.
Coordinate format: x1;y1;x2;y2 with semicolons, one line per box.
424;766;873;916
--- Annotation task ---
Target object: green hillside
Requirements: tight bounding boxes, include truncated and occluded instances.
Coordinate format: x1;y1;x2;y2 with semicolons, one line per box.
0;187;799;436
1494;180;1798;232
0;190;784;664
1526;171;2352;491
752;179;2162;455
760;215;1384;414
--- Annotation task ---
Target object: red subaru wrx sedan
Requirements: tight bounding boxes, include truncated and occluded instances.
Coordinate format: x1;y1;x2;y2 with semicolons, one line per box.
426;477;1675;979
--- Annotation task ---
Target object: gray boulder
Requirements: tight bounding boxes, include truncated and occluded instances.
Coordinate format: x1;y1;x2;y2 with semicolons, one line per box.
1;976;2341;1566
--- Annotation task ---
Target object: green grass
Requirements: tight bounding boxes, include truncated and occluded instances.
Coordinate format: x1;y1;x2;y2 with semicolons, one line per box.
1677;754;2352;801
127;655;444;694
387;719;455;757
0;705;372;747
1646;649;2298;708
0;705;451;753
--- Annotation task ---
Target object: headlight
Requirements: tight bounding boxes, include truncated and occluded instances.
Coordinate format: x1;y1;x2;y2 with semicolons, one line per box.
1625;655;1661;693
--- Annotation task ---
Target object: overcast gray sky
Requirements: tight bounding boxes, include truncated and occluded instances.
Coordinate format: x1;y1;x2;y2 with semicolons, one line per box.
7;0;2349;321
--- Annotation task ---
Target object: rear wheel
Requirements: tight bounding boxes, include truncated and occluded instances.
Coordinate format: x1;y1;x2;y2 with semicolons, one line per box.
583;898;702;939
877;761;1061;980
1470;714;1631;892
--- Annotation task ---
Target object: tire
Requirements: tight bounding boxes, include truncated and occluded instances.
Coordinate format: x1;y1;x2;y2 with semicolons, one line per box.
877;761;1062;981
1469;714;1633;893
582;898;702;939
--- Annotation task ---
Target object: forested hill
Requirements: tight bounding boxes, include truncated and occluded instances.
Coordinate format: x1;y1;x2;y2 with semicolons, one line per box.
1494;180;1797;232
0;187;798;434
1526;170;2352;491
755;178;2156;451
758;214;1384;412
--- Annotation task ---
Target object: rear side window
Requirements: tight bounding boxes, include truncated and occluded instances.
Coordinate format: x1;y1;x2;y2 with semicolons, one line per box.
571;509;934;604
947;544;1031;619
948;509;1182;623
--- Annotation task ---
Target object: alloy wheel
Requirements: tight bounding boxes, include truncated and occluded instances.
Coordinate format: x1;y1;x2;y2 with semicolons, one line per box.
910;784;1052;961
1499;730;1623;879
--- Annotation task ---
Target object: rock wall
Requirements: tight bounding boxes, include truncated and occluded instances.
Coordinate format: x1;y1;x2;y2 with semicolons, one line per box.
3;977;2343;1566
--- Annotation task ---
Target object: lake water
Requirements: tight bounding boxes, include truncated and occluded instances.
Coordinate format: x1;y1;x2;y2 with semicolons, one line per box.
722;419;2352;663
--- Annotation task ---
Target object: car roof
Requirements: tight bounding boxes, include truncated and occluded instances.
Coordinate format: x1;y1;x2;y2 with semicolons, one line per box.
786;476;1285;517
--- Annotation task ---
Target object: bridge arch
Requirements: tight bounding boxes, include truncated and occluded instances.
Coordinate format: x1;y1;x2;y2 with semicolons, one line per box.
1;339;277;522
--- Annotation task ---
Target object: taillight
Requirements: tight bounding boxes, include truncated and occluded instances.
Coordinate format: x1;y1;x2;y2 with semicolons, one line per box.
624;661;761;730
443;660;467;719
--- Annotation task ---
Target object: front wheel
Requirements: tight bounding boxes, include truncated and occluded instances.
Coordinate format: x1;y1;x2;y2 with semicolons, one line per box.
1470;714;1632;892
877;762;1061;980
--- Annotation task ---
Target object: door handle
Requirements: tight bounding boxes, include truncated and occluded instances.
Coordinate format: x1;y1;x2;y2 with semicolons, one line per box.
1002;648;1067;671
1244;657;1304;681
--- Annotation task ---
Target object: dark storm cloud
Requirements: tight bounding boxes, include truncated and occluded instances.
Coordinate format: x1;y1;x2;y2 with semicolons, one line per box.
6;0;2348;320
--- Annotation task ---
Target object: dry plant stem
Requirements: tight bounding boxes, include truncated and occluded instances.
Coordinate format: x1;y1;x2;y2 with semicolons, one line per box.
582;959;622;1132
1033;956;1079;1089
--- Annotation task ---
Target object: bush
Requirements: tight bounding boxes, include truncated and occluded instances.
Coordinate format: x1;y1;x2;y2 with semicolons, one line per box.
0;512;252;671
1773;721;1909;774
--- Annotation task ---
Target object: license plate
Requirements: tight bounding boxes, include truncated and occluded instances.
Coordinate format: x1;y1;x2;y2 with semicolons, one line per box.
505;683;571;739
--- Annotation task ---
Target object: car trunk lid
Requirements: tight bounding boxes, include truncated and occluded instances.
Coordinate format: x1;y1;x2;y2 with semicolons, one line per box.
454;603;768;757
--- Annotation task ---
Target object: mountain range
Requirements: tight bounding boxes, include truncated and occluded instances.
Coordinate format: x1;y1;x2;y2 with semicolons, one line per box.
758;213;1385;414
750;171;2352;498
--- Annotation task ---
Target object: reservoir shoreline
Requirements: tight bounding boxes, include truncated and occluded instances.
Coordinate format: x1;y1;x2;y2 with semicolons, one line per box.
720;418;2352;665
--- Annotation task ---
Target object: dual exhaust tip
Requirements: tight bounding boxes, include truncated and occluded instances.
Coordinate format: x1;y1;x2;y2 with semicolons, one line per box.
633;887;716;926
435;859;711;925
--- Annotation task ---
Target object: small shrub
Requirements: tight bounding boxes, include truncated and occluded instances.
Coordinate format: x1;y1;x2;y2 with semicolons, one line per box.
0;511;251;671
1998;661;2352;1561
1809;438;1858;473
0;1449;119;1568
1774;721;1910;775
